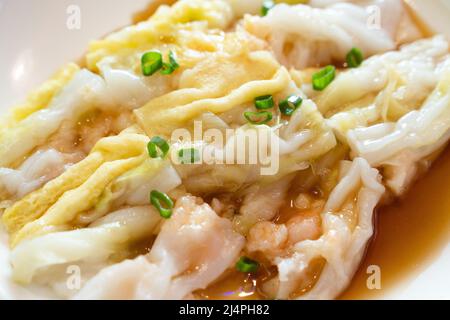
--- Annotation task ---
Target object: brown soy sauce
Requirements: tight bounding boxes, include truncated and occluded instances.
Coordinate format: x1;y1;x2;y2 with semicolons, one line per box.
341;146;450;299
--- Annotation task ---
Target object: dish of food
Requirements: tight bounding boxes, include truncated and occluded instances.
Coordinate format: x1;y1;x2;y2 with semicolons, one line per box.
0;0;449;300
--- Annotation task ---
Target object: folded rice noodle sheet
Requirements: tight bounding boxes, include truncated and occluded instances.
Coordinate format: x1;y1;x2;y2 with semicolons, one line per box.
135;49;336;195
243;0;422;68
1;128;181;246
0;0;247;202
0;0;449;301
74;196;245;299
312;36;450;195
244;158;384;299
10;206;162;286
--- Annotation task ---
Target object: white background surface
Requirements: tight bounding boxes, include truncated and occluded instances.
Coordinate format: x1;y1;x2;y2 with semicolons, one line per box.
0;0;149;112
0;0;449;299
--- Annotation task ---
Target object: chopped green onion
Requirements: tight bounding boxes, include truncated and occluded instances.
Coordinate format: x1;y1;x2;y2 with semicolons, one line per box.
141;51;163;76
244;111;273;125
261;0;275;16
161;51;180;75
312;65;336;91
279;95;303;116
169;51;179;68
254;95;274;110
161;64;176;75
346;47;364;68
142;51;180;76
147;136;169;159
178;148;200;164
236;256;260;273
150;190;174;219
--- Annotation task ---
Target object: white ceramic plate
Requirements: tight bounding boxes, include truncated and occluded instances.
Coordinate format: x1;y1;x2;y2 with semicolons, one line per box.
0;0;449;300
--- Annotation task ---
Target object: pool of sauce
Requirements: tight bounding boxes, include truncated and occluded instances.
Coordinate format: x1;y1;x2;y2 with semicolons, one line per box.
196;263;277;300
341;146;450;299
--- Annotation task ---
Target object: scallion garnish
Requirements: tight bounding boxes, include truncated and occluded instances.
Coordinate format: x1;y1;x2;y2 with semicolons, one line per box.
312;65;336;91
147;136;169;159
244;111;273;125
178;148;200;164
261;0;275;16
150;190;174;219
254;95;274;110
236;256;260;273
141;51;163;76
279;95;303;116
161;51;180;75
346;47;364;68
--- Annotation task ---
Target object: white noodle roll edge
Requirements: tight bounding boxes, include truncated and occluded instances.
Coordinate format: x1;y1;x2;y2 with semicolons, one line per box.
74;196;245;300
275;157;385;299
